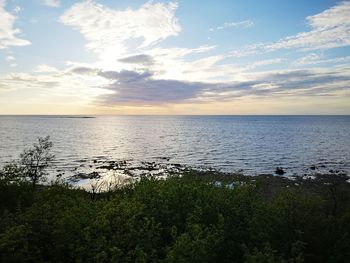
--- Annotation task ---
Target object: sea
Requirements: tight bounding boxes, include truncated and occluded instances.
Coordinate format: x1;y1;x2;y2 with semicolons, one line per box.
0;115;349;182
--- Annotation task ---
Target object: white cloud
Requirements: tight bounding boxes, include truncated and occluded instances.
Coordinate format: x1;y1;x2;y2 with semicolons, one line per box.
209;20;254;31
1;62;349;108
5;55;15;61
40;0;60;8
136;48;282;83
0;0;30;49
266;1;350;51
60;1;181;59
294;53;323;65
229;43;266;58
59;1;243;83
13;6;21;14
34;64;60;73
106;45;232;82
294;53;350;66
245;58;283;70
230;1;350;57
0;65;112;101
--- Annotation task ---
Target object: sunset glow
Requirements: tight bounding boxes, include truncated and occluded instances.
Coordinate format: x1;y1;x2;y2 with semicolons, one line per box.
0;0;349;114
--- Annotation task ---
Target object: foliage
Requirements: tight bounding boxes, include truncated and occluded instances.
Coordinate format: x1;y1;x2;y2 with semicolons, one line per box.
0;173;349;262
0;161;23;183
19;136;55;187
0;136;54;188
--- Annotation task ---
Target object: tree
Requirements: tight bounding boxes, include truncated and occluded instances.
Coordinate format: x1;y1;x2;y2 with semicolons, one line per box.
0;161;23;183
19;136;55;188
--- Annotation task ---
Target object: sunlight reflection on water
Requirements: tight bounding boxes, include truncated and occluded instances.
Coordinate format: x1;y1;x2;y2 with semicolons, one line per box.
0;115;349;179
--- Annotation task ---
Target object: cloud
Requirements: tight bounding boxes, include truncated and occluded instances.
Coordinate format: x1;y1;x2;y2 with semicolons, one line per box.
1;63;349;107
256;68;350;91
60;1;181;59
1;1;349;111
87;65;350;105
133;49;281;84
229;43;267;58
97;69;214;105
294;53;350;66
137;45;224;81
68;66;98;75
266;1;350;51
245;58;283;70
0;72;59;91
13;6;21;14
5;55;15;61
119;54;155;65
209;20;254;31
66;44;225;83
0;0;30;49
34;64;60;73
293;53;323;65
40;0;60;8
59;1;226;82
0;65;111;95
201;67;350;101
230;1;350;57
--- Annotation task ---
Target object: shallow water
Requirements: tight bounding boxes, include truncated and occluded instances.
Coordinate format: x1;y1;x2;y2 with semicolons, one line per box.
0;115;349;178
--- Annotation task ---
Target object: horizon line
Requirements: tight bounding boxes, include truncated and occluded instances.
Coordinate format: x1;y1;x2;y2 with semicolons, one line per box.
0;114;349;117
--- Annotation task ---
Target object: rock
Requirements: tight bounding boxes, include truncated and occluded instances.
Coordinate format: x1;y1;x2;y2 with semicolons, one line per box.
214;181;222;187
226;183;235;189
73;171;100;180
275;167;285;175
158;157;170;161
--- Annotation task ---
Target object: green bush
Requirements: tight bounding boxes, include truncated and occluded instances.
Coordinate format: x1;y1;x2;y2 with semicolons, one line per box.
0;174;349;262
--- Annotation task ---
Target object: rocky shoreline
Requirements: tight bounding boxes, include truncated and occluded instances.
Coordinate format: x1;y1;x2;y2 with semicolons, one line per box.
60;157;350;193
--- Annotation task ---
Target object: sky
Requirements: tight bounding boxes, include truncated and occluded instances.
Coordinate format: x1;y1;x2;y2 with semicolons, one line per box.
0;0;349;115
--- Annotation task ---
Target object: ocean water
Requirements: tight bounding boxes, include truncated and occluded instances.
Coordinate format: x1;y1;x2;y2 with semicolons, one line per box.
0;115;349;178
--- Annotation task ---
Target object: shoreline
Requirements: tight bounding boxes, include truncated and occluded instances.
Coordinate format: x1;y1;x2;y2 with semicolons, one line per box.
64;158;350;190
